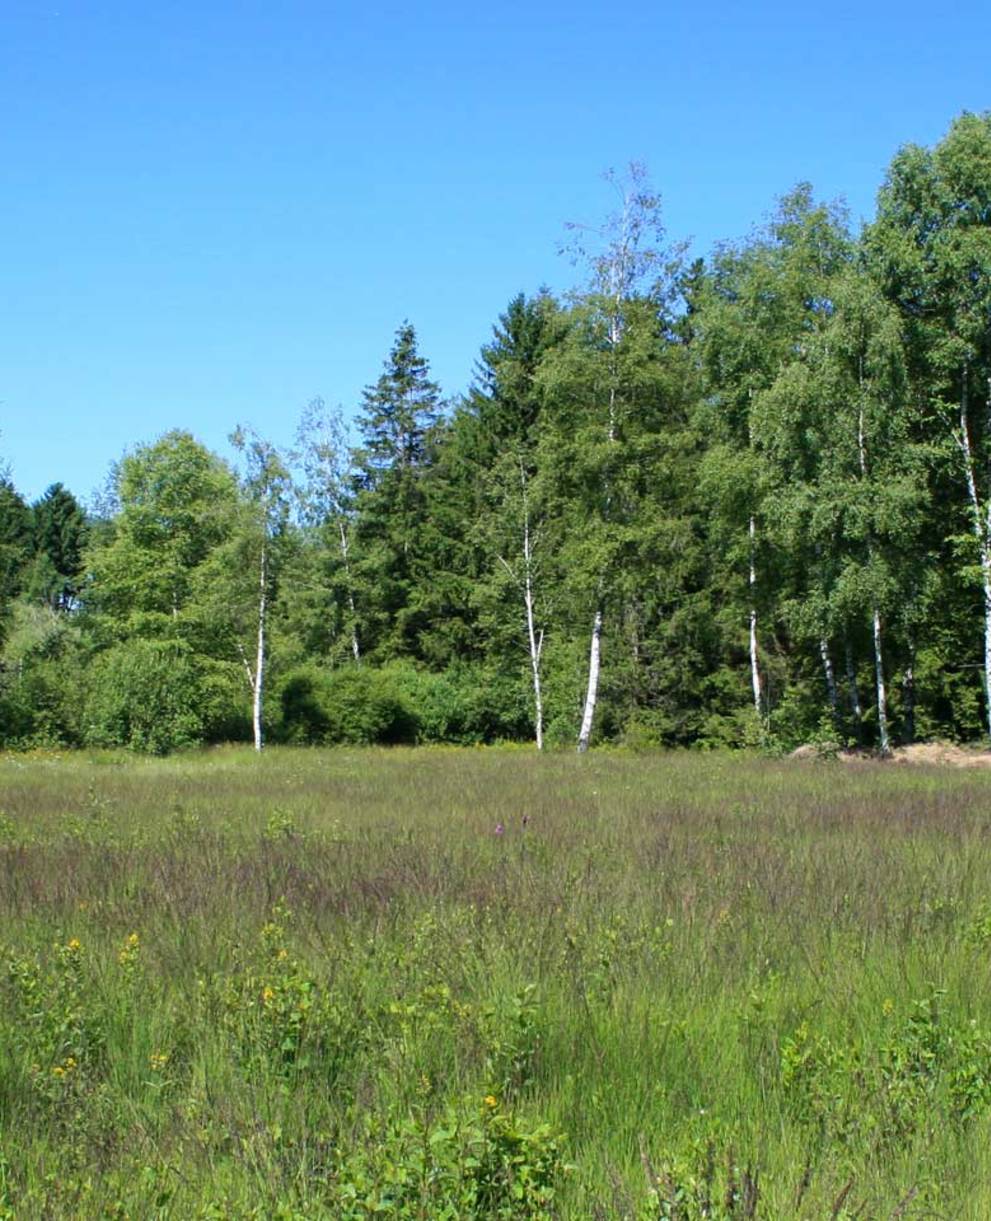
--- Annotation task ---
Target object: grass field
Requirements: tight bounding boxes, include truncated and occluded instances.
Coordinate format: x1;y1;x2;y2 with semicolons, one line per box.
2;746;991;1218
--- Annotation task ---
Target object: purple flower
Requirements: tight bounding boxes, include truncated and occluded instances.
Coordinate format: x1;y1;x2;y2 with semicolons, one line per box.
494;822;505;836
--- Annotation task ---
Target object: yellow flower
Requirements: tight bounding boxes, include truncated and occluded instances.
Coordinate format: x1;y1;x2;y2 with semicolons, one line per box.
64;1056;77;1070
262;986;275;1004
127;933;140;948
149;1052;169;1072
66;938;81;952
483;1094;498;1109
52;1065;65;1078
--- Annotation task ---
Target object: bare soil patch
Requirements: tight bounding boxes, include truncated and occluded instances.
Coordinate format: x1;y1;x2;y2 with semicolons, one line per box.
791;740;991;767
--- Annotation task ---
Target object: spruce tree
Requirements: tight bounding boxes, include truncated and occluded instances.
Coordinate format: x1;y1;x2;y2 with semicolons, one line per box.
352;322;442;660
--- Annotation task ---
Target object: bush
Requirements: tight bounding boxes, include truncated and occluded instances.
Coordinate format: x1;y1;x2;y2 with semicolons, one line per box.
278;662;534;747
82;640;247;754
277;665;417;746
0;603;87;747
387;662;532;744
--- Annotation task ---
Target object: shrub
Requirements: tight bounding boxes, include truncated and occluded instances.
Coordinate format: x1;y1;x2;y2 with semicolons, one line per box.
277;665;417;745
278;662;534;747
82;640;246;754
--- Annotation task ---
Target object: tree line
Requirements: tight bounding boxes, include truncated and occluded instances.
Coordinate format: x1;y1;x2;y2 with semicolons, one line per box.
3;114;991;754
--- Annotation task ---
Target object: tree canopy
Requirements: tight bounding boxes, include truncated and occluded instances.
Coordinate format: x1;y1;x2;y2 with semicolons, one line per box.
4;117;991;753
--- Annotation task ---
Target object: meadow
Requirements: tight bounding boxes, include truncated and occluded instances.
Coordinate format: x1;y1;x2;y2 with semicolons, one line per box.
2;746;991;1218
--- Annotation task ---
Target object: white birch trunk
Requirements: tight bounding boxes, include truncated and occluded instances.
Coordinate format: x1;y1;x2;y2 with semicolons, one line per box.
524;581;544;752
577;606;603;754
957;370;991;740
521;507;544;751
903;638;916;744
748;515;762;719
338;519;361;663
497;464;546;751
844;640;863;740
253;539;267;752
819;638;839;718
857;389;890;755
873;605;890;756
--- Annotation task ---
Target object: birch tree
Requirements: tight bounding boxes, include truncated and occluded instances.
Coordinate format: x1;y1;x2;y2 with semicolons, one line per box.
230;426;292;751
755;268;926;753
450;292;562;745
490;457;548;748
85;430;240;643
555;163;674;752
697;186;850;731
293;398;362;663
868;113;991;739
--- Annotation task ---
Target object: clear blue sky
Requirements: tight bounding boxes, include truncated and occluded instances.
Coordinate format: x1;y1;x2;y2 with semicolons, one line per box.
3;0;989;503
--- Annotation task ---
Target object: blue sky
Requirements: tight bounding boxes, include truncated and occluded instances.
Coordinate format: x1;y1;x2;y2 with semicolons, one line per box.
3;0;990;503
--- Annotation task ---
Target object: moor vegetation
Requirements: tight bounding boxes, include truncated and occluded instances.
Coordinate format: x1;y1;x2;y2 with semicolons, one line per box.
2;747;991;1216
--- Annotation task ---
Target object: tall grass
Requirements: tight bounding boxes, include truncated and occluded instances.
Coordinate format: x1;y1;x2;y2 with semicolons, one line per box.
2;746;991;1216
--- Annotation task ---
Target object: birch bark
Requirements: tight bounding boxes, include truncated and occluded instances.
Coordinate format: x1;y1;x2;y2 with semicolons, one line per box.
749;515;762;720
563;164;665;753
338;519;361;663
577;606;603;754
844;640;863;741
819;638;839;720
252;540;267;752
857;387;890;755
497;463;545;750
956;369;991;740
230;425;290;756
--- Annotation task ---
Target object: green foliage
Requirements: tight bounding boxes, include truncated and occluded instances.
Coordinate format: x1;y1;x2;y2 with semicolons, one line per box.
323;1102;567;1219
14;114;991;754
0;600;86;746
85;431;241;639
0;479;33;631
643;1143;759;1220
277;661;532;746
28;483;87;611
214;904;364;1085
82;639;246;753
277;665;417;745
780;990;991;1148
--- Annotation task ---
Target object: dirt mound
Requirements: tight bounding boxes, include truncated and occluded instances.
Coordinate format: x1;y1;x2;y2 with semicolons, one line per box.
889;742;991;768
791;741;991;767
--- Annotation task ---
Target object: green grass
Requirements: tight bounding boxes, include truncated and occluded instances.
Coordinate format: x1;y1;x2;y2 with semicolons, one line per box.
2;745;991;1217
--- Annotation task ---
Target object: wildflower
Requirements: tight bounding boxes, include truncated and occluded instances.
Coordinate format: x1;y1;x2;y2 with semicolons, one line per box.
483;1094;498;1109
494;823;505;836
64;1056;77;1070
66;938;81;952
262;986;275;1004
52;1065;65;1078
149;1052;169;1072
126;933;139;948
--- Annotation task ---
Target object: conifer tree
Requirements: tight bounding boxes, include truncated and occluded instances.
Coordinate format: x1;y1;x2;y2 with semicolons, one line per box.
352;322;442;660
28;483;87;612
